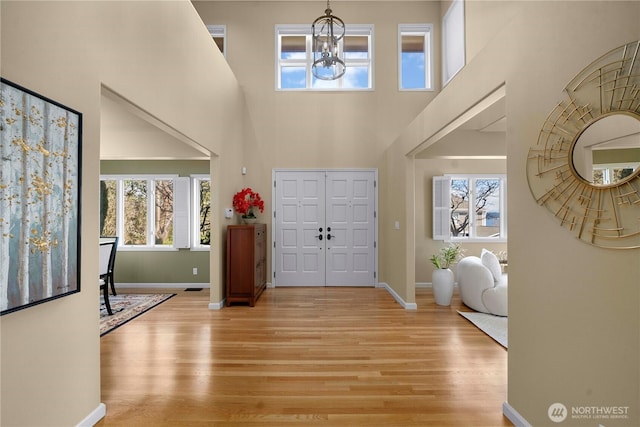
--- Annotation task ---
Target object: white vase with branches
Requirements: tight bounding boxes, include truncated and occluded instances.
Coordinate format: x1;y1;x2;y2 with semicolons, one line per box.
430;244;463;306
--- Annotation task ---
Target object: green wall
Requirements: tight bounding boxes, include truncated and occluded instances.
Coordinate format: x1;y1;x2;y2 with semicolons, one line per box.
100;160;210;284
593;147;640;164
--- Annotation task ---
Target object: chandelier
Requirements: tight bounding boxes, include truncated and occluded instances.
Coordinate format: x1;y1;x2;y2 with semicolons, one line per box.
311;0;345;80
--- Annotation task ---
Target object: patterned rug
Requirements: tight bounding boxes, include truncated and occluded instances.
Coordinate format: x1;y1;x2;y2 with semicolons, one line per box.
458;310;508;349
100;293;175;336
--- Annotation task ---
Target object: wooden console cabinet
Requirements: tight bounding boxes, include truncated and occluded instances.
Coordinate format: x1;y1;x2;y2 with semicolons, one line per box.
225;224;266;306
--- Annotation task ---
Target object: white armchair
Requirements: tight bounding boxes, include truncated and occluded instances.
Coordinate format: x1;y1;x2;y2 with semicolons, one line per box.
457;250;508;316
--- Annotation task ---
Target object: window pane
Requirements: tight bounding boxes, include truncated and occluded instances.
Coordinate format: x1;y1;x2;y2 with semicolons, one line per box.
199;180;211;245
213;37;224;54
474;179;501;238
443;0;465;84
154;180;174;246
124;180;147;245
401;52;426;89
207;25;226;57
613;167;634;182
343;35;368;59
342;66;369;89
100;180;117;237
450;179;469;237
311;75;340;89
281;67;306;89
281;35;306;60
593;169;605;184
401;35;426;89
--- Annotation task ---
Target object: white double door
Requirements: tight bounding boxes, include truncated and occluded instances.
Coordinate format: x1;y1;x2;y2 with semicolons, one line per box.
273;170;377;287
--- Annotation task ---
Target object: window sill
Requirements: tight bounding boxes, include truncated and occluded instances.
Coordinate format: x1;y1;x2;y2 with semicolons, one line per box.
448;237;508;244
118;246;179;252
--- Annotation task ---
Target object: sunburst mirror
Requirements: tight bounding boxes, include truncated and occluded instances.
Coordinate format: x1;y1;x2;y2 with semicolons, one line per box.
527;40;640;249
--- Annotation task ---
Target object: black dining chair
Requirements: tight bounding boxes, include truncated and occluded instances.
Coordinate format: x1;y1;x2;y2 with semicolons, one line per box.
99;237;119;315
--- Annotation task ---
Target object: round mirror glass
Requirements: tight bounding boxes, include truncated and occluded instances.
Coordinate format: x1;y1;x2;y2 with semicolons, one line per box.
572;113;640;186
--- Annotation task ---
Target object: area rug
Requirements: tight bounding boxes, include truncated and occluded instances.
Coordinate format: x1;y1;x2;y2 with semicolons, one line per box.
458;311;508;349
100;293;175;336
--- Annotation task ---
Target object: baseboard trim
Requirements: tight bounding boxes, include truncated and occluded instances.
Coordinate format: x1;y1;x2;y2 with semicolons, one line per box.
116;283;210;289
76;402;106;427
503;401;531;427
208;299;225;310
377;282;418;310
416;282;459;289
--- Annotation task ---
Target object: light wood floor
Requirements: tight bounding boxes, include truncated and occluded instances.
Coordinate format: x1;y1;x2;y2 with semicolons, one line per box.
98;287;510;426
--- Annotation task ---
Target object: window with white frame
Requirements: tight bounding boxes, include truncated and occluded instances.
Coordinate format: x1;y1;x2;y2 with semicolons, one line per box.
192;175;211;248
592;163;639;185
207;25;226;57
276;24;373;90
100;175;192;250
433;175;507;241
398;24;433;91
442;0;465;86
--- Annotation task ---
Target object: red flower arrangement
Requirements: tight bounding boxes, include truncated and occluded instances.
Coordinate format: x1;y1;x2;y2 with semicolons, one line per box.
232;187;265;218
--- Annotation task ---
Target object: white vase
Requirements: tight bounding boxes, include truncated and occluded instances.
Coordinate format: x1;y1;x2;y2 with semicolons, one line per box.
432;268;455;306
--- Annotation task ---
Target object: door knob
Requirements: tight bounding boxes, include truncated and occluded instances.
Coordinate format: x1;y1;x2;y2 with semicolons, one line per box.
327;233;332;240
317;234;323;241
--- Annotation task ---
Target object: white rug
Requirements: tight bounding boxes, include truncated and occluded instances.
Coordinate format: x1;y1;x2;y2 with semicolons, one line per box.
458;311;508;349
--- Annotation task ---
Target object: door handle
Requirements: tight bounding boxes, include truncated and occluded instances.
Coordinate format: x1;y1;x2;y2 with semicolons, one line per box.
327;233;332;240
317;234;323;241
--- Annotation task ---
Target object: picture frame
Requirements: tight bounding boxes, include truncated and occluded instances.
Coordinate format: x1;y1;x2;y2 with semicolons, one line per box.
0;78;82;315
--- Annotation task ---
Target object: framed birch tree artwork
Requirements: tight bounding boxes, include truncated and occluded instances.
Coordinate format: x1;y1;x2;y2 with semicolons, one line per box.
0;78;82;315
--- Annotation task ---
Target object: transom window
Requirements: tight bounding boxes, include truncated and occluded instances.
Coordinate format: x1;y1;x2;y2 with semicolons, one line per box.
276;24;374;90
398;24;434;91
207;25;226;57
433;175;507;242
442;0;465;86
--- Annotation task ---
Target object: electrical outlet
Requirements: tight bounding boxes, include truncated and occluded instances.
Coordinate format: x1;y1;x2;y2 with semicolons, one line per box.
192;267;198;275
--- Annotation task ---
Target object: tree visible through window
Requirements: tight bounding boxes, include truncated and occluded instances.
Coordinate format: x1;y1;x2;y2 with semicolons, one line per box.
100;175;193;249
124;179;148;246
197;178;211;245
450;177;503;239
100;180;117;237
433;175;506;241
154;180;174;246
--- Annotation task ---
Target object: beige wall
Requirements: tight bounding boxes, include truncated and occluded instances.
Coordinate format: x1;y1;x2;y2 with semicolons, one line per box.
0;1;246;425
384;0;639;424
193;1;442;287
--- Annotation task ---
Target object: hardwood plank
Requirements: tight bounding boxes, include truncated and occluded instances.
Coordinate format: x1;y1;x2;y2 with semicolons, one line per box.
98;287;510;426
